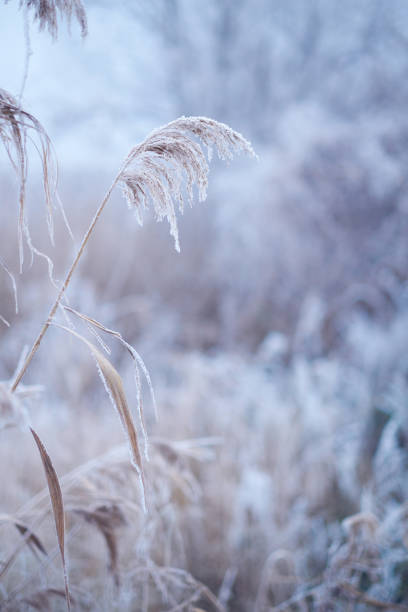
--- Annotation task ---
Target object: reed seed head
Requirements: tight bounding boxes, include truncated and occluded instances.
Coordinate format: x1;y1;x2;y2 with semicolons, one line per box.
120;116;256;251
19;0;88;39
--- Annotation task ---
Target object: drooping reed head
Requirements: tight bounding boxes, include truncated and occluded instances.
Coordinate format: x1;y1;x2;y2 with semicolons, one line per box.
120;116;256;251
19;0;87;39
0;88;56;269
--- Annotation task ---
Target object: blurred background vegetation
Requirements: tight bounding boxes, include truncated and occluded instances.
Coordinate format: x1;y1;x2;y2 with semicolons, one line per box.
1;1;408;610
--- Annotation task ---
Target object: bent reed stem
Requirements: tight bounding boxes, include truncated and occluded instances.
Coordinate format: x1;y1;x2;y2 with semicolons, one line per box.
10;167;125;393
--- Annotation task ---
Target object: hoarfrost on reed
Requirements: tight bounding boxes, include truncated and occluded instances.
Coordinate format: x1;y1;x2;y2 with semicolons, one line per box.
0;88;57;270
17;0;87;39
120;116;256;251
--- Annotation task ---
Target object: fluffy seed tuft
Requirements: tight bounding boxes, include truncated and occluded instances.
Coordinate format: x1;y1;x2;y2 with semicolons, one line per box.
18;0;88;39
120;116;256;252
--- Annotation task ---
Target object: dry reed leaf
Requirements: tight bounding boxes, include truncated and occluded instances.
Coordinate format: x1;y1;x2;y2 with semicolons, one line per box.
51;324;146;510
91;350;146;504
30;427;71;612
63;305;157;455
18;0;88;39
0;88;57;271
0;508;51;582
3;520;47;558
120;116;256;251
0;514;47;558
14;522;47;556
73;503;126;586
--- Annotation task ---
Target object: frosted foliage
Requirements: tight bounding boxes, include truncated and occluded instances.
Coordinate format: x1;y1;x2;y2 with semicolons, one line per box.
120;116;255;251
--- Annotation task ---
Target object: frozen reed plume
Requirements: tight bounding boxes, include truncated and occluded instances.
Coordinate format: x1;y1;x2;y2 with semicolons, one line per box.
0;88;56;270
11;116;255;391
17;0;88;39
121;116;256;251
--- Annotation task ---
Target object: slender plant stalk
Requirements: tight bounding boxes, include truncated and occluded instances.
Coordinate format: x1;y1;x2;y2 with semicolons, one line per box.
10;116;255;393
10;168;124;393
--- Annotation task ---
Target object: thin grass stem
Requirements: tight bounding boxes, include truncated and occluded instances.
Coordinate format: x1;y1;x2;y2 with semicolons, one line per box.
10;165;125;393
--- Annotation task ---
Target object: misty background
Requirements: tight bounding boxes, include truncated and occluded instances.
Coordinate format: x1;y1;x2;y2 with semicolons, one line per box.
1;1;408;609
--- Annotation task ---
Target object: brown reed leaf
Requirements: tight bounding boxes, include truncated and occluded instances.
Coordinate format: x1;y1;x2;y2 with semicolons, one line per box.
14;523;47;556
91;350;146;498
51;324;146;509
0;88;56;271
30;427;71;612
0;514;47;557
63;305;157;456
18;0;88;39
120;116;256;251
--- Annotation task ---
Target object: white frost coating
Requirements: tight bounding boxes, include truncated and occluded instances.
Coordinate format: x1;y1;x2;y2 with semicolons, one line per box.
136;470;147;515
94;357;117;414
131;356;149;461
87;323;112;355
120;116;256;252
23;223;58;289
121;339;158;424
56;192;75;242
